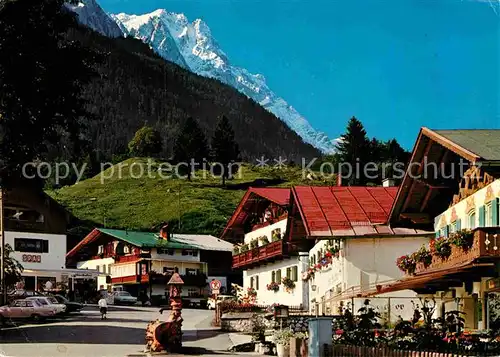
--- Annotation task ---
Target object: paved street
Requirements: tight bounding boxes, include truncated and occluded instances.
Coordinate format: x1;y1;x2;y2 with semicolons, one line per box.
0;306;236;357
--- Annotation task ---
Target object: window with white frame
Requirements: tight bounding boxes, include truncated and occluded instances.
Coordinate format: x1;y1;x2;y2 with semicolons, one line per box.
469;210;476;229
450;221;457;234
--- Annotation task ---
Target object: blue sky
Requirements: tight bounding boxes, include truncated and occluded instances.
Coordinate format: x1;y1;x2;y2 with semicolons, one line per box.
100;0;499;150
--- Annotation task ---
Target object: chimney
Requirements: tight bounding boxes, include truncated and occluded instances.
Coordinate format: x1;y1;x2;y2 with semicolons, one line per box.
382;178;395;187
160;223;170;240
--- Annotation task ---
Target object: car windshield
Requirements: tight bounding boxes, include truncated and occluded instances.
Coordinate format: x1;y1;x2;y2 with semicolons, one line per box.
118;292;131;296
35;298;48;305
48;297;58;304
54;295;67;303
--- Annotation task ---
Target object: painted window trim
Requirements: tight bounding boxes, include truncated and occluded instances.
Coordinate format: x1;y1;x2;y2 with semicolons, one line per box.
468;209;476;229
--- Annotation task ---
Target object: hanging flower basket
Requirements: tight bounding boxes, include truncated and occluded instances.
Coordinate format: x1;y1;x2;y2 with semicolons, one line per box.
267;282;280;292
282;277;295;293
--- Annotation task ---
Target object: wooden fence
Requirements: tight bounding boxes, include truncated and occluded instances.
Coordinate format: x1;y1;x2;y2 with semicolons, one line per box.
324;345;500;357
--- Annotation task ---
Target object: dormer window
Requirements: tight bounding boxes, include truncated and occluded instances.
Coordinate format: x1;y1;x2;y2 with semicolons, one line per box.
123;246;130;254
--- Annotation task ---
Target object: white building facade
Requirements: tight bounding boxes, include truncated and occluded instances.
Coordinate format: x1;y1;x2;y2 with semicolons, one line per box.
307;235;430;320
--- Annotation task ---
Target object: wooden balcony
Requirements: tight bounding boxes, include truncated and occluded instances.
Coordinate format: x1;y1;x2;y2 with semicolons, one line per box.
414;227;500;275
232;240;288;269
114;252;151;263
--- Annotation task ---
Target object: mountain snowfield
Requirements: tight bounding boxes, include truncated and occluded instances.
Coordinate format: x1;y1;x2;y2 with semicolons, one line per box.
69;2;338;153
65;0;123;38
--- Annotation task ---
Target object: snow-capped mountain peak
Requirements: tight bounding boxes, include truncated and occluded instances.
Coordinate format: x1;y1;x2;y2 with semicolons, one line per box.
72;3;338;153
66;0;123;38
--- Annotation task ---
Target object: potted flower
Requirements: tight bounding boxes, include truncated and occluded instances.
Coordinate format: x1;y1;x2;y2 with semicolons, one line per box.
282;277;295;293
267;282;280;292
250;239;259;249
259;236;269;245
396;254;416;275
435;237;452;259
414;245;432;267
272;328;294;357
449;229;474;250
233;246;240;255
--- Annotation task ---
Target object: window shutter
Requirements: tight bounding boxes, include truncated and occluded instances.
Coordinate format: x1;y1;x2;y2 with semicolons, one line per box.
292;266;298;282
250;277;254;289
271;271;275;283
276;269;281;283
256;276;259;290
286;267;291;279
456;219;461;231
492;198;499;226
444;225;449;238
479;205;485;227
435;231;440;238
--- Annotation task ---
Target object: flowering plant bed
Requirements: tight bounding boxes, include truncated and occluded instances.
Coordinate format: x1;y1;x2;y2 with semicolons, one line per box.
282;277;295;292
266;282;279;292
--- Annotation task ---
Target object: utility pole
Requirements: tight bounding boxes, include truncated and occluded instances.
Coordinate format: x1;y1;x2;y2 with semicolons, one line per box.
0;187;5;306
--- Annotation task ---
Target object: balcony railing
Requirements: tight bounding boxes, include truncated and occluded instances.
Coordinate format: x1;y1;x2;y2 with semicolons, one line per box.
232;240;288;269
414;227;500;275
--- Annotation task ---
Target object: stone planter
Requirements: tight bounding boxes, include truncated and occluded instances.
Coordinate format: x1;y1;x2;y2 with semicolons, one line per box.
276;343;290;357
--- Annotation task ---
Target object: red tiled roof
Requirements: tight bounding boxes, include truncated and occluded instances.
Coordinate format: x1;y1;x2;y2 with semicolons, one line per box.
220;187;290;241
249;188;290;206
292;186;426;237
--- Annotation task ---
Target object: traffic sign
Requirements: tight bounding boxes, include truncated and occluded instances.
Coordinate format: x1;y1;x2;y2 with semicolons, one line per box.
211;289;220;295
210;279;221;290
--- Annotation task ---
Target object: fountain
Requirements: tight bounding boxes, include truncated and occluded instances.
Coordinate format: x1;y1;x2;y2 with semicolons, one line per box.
145;267;184;353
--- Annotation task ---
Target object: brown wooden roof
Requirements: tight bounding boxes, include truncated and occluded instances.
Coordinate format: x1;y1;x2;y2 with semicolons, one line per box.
389;127;500;229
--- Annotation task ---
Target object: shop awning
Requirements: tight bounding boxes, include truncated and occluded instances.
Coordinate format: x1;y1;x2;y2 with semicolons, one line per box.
22;268;105;279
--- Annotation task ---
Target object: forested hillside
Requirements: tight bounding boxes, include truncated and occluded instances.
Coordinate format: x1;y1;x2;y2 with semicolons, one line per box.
68;26;321;162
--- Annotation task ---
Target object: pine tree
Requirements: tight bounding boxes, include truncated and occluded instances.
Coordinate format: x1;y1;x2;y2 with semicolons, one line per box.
1;244;23;290
211;115;240;186
128;126;163;157
336;117;371;185
0;0;98;184
173;117;208;180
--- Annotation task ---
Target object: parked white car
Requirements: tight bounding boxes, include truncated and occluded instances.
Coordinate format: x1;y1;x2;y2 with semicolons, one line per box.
26;296;67;315
0;299;57;323
111;291;137;305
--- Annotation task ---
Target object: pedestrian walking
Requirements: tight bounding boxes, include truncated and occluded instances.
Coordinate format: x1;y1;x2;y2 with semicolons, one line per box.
98;296;108;320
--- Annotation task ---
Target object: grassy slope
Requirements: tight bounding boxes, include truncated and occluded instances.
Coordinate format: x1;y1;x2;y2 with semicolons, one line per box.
48;158;335;236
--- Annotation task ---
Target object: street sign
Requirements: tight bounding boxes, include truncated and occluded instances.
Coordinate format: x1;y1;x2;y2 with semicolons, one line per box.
210;279;222;290
211;289;220;295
